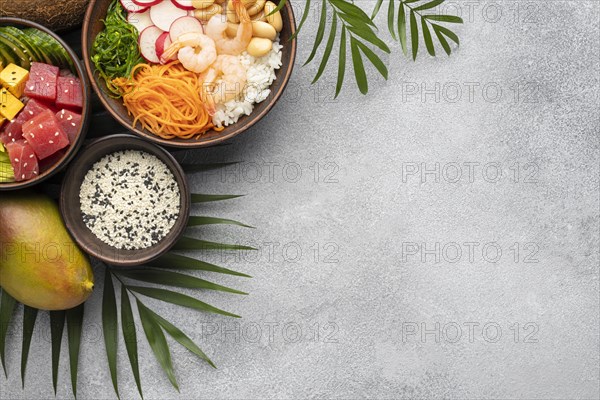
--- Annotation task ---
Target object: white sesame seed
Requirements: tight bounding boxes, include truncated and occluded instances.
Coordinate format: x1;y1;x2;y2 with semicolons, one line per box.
49;140;54;144
21;174;25;179
55;132;59;136
71;122;76;126
14;158;19;162
38;124;43;129
29;154;34;158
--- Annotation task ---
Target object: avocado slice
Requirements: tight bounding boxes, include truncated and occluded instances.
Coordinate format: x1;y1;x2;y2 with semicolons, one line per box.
0;35;29;69
0;27;44;64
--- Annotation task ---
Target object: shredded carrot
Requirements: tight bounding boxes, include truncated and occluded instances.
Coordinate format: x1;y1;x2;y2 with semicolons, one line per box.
113;62;219;140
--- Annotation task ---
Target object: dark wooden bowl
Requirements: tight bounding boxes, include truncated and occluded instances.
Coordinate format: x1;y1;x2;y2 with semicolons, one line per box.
82;0;297;148
59;134;191;267
0;17;91;191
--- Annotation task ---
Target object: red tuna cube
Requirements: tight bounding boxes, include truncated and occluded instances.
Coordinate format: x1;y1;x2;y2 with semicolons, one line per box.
0;98;52;144
55;109;82;143
24;62;59;102
22;109;69;159
56;76;83;110
5;140;39;181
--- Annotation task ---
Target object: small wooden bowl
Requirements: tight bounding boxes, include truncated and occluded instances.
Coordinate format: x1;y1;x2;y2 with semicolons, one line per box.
0;17;91;191
59;134;190;267
82;0;297;148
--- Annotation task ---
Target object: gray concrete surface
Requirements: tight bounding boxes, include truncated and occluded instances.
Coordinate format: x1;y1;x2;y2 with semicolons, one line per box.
1;0;599;398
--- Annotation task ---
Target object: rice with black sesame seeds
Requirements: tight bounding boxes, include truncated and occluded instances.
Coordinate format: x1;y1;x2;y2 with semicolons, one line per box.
79;150;180;250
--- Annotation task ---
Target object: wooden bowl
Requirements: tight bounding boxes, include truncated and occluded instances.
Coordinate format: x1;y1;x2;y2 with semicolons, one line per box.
0;17;91;191
59;134;191;267
82;0;297;148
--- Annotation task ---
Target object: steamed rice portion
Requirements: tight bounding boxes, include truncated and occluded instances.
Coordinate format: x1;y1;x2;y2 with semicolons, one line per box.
212;38;283;128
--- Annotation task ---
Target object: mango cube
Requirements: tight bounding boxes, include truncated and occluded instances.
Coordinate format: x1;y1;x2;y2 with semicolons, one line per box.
0;63;29;98
0;88;24;120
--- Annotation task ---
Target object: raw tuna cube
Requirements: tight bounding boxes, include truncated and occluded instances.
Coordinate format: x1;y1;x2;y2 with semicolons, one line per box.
0;99;52;144
56;76;83;110
24;62;59;102
5;140;39;181
22;109;69;159
56;109;82;143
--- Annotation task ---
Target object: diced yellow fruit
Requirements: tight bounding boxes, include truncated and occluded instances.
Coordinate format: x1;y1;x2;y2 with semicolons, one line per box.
0;88;24;120
0;63;30;98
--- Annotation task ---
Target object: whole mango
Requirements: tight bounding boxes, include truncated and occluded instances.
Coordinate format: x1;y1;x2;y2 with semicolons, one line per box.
0;192;94;310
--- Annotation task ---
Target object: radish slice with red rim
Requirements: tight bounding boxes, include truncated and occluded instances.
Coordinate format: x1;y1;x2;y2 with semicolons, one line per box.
127;10;154;33
150;0;188;31
131;0;163;6
172;0;195;11
138;25;164;63
120;0;148;12
169;16;204;42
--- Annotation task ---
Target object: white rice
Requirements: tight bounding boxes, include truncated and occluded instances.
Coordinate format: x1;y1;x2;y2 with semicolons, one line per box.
212;37;283;128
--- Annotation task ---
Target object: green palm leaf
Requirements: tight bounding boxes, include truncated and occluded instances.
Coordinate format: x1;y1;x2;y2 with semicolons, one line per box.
117;269;247;295
187;216;253;229
398;2;407;55
423;14;463;23
102;272;120;399
432;23;451;55
128;287;240;318
304;0;328;65
312;12;338;84
410;9;419;60
21;306;38;387
354;40;389;79
350;37;368;94
371;0;384;18
335;26;347;98
121;287;143;399
147;309;215;368
191;194;243;203
149;253;251;277
387;0;396;40
0;290;17;377
431;23;460;44
290;0;310;40
137;301;179;391
413;0;445;11
421;17;435;56
66;304;84;398
49;311;66;395
173;237;257;251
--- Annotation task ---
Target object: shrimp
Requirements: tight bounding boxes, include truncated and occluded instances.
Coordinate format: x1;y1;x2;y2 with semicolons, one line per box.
160;32;217;73
205;0;252;55
202;55;247;114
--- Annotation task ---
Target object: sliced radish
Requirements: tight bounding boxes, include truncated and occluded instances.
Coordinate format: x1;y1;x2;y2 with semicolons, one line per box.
155;32;174;63
120;0;148;12
127;10;153;33
150;0;188;31
138;25;164;63
169;16;203;41
131;0;162;6
171;0;195;11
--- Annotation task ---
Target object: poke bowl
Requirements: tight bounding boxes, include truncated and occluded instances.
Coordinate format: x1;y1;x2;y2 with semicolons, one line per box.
0;18;91;190
82;0;297;148
60;134;191;267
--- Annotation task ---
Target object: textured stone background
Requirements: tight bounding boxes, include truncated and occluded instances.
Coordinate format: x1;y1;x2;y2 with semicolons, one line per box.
1;0;599;399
